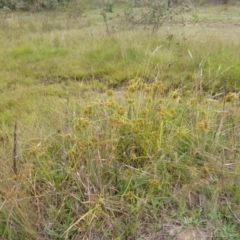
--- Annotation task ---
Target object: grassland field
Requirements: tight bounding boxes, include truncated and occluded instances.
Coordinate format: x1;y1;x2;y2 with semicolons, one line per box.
0;3;240;239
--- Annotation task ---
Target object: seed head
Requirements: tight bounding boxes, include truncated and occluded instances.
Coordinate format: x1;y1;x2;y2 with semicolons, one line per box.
84;106;93;116
225;92;238;102
106;89;114;97
140;107;149;116
117;107;126;116
197;120;208;131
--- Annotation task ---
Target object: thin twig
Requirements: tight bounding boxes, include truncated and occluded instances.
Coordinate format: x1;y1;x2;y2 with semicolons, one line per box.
13;120;18;175
224;197;240;224
101;10;109;34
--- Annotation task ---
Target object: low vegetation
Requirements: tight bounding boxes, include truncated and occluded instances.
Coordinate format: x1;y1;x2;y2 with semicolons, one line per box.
0;3;240;239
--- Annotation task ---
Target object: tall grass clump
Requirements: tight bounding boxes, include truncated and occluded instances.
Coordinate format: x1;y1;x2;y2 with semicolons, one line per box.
1;77;240;239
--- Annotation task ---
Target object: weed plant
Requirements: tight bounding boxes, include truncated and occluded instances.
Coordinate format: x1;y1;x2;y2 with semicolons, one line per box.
0;5;240;239
1;79;240;239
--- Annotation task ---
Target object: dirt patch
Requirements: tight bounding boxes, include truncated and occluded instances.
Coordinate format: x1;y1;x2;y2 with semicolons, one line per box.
175;227;213;240
135;222;213;240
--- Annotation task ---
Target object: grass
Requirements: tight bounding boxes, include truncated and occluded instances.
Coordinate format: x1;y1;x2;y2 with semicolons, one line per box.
0;3;240;239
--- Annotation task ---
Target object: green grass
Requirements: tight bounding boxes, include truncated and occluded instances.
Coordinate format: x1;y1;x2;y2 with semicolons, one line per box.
0;4;240;239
